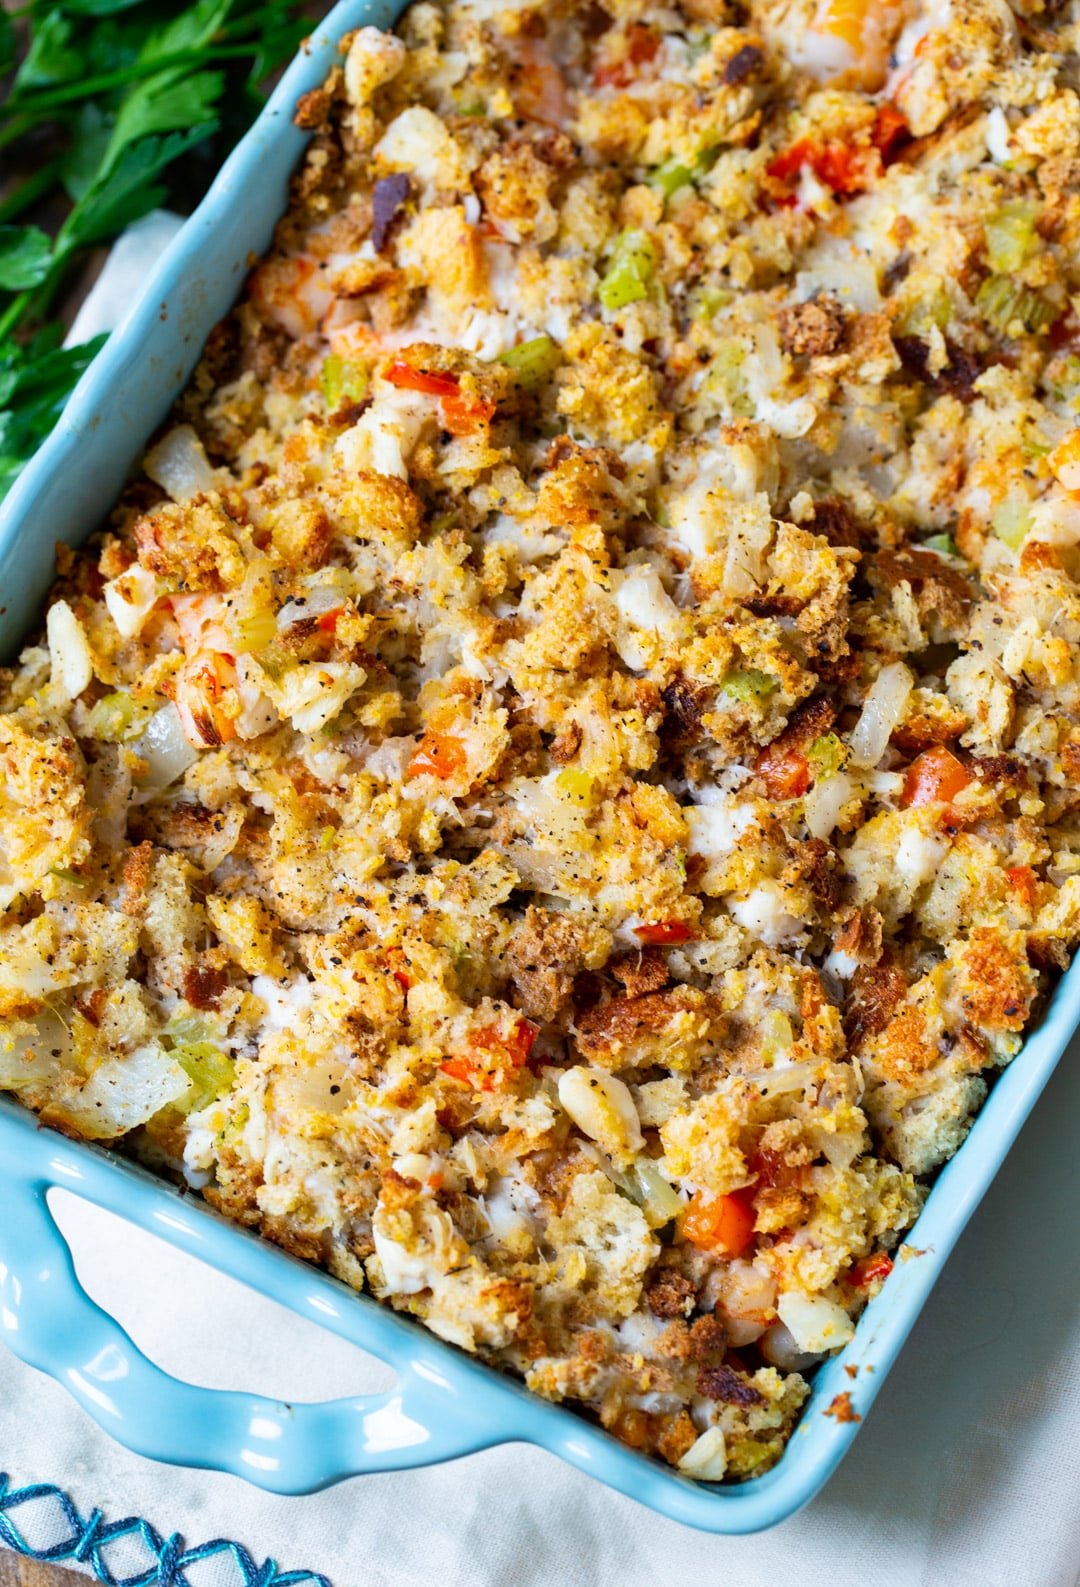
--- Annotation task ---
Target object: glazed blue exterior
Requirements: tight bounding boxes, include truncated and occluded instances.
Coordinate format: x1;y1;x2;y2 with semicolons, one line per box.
2;0;1079;1529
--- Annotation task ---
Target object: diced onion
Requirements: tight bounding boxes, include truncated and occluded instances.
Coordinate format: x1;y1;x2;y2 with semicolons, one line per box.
47;599;93;700
51;1043;190;1140
796;242;880;313
0;1010;70;1091
144;425;216;502
752;1058;821;1098
848;663;913;769
277;585;349;630
104;564;161;640
804;769;856;839
678;1425;728;1482
777;1291;855;1353
134;704;200;793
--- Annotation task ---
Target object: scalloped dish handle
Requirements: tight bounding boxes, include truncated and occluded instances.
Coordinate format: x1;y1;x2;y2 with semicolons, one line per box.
0;1167;502;1493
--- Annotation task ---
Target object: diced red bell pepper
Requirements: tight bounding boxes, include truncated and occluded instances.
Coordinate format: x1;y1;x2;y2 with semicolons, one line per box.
1006;865;1038;911
594;23;659;87
386;947;414;991
871;103;910;164
384;361;495;436
633;920;694;945
440;1055;493;1091
440;389;496;436
849;1251;894;1289
385;361;461;398
441;1018;537;1091
473;1018;538;1069
767;136;871;198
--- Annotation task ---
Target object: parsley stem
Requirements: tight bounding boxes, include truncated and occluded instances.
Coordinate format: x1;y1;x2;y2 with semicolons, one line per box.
1;43;269;122
0;114;33;154
0;160;63;225
0;293;31;343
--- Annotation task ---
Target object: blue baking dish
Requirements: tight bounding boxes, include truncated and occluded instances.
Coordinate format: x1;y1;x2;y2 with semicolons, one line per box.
2;0;1080;1531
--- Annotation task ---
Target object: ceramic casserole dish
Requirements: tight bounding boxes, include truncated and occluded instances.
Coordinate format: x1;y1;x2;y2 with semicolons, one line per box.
1;0;1080;1533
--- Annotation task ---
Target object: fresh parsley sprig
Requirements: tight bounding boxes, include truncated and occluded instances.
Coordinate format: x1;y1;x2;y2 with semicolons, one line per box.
0;0;312;497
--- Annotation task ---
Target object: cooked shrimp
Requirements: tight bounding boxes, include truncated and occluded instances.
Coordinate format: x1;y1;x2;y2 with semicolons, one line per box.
249;254;335;340
173;652;238;748
322;298;381;360
787;0;905;90
170;593;233;656
512;37;570;127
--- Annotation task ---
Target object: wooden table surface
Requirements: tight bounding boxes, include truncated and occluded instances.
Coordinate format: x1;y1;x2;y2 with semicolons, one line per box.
0;1554;86;1587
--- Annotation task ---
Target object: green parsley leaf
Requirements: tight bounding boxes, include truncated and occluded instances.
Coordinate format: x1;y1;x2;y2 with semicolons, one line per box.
0;10;15;78
13;13;82;91
0;227;53;291
61;128;215;252
62;0;151;15
0;335;108;496
140;0;232;66
0;0;310;498
106;67;224;167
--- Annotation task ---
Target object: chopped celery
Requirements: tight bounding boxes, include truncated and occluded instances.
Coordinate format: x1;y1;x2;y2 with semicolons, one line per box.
649;147;716;202
321;354;369;412
630;1159;683;1228
611;1157;682;1227
165;1011;217;1045
85;691;157;743
173;1041;235;1112
922;533;958;557
598;230;656;312
721;667;777;701
807;732;846;779
976;275;1056;335
689;284;733;322
760;1008;794;1063
706;340;752;416
499;334;561;388
991;494;1032;550
318;826;337;851
984;199;1039;275
649;157;696;199
1044;353;1080;409
48;867;85;886
894;285;951;337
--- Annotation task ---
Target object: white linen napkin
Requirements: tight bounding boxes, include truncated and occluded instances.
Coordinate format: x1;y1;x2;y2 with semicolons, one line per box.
2;222;1078;1587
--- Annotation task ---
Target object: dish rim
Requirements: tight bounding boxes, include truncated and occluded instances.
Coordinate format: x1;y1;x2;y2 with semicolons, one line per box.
1;0;1079;1532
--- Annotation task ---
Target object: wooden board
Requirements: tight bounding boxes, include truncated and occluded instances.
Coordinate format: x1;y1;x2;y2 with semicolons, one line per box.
0;1554;88;1587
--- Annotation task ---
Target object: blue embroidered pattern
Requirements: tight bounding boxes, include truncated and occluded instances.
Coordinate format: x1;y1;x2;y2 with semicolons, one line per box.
0;1474;331;1586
